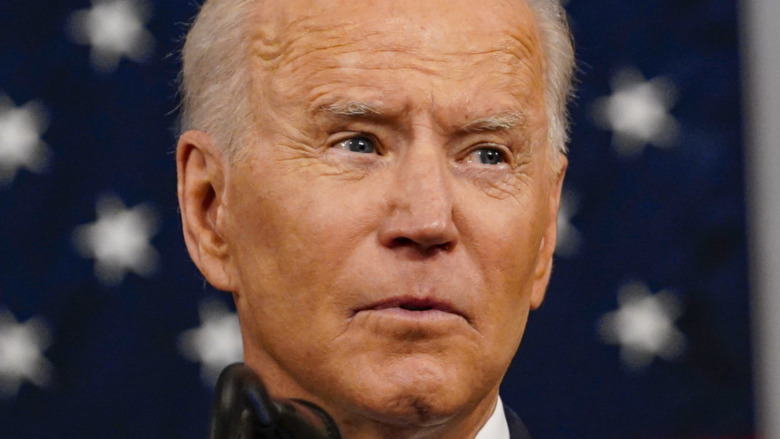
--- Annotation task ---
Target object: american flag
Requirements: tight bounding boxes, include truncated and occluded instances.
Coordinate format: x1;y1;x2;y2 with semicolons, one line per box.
1;0;775;437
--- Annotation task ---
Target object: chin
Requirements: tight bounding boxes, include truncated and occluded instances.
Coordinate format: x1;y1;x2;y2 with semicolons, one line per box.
358;392;459;427
344;357;482;427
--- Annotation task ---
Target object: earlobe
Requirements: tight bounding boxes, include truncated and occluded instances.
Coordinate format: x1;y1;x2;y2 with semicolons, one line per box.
177;130;236;292
530;155;568;310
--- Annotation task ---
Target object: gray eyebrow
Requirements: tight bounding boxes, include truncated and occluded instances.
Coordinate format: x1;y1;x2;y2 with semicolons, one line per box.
314;101;384;117
460;111;527;132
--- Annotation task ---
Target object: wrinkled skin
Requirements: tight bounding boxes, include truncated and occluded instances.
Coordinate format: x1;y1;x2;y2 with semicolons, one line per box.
177;0;566;438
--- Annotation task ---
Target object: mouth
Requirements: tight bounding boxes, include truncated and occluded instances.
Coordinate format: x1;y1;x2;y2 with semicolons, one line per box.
354;296;469;323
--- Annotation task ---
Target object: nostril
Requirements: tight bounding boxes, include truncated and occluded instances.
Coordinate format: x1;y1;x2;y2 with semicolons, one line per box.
389;236;453;254
390;237;415;248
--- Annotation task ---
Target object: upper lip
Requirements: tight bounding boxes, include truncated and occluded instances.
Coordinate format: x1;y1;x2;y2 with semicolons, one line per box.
354;295;468;321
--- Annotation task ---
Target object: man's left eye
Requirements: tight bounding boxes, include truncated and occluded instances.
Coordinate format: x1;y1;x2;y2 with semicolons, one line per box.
467;148;505;165
337;136;377;154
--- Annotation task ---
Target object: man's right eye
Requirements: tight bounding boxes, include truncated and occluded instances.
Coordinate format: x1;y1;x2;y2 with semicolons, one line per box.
336;136;377;154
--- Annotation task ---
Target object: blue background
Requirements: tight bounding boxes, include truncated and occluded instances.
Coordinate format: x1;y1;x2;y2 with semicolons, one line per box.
0;0;753;437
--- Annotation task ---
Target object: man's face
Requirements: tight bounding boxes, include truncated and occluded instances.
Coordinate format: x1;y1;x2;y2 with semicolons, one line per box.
186;0;564;432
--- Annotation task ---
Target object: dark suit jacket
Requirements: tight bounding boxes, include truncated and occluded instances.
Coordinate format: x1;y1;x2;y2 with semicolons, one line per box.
504;405;533;439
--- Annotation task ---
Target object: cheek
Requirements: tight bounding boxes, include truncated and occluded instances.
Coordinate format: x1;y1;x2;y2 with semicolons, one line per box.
468;199;544;286
460;188;547;334
227;161;381;307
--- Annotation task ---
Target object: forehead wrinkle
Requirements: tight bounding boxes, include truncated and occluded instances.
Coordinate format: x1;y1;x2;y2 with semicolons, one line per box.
250;0;545;62
248;5;362;70
251;7;543;86
278;44;446;80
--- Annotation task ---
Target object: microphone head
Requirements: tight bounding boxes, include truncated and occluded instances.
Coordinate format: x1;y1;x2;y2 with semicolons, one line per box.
209;363;278;439
209;363;341;439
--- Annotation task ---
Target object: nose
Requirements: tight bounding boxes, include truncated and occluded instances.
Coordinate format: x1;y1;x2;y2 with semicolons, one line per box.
377;145;459;255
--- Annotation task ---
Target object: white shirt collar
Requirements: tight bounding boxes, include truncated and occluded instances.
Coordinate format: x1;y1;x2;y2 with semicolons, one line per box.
474;396;510;439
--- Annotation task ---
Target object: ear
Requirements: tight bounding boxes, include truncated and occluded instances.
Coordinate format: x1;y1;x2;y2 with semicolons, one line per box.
176;130;237;292
530;154;568;310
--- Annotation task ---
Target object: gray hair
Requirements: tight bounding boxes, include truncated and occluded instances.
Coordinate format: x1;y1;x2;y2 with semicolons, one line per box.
526;0;576;165
179;0;256;158
179;0;575;164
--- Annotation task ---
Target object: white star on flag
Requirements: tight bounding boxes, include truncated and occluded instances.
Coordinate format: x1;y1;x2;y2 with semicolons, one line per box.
67;0;155;73
555;190;582;257
72;194;160;286
598;281;686;371
592;67;680;158
178;299;243;386
0;309;54;398
0;95;50;187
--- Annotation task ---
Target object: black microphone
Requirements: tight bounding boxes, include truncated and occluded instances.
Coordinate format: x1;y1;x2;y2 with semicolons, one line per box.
209;363;342;439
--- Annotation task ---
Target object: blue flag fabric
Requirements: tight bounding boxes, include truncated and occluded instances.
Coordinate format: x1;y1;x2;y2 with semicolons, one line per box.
0;1;753;437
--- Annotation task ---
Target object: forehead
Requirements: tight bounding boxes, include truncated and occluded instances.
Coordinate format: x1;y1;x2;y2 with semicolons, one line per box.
249;0;545;117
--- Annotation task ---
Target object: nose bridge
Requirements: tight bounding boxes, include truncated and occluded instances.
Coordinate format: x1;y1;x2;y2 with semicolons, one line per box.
380;137;458;251
397;135;454;216
407;139;449;195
